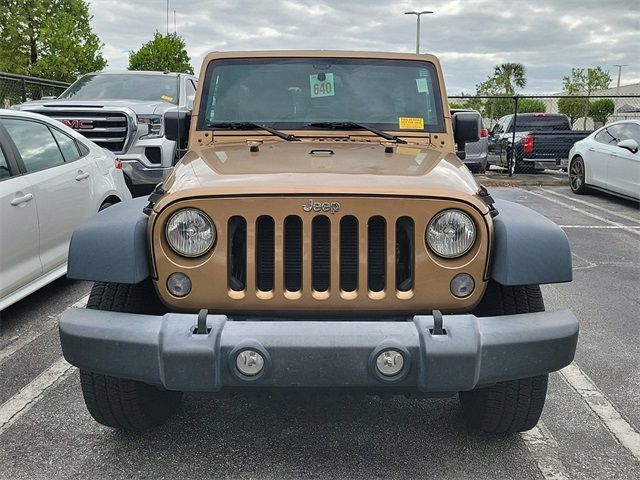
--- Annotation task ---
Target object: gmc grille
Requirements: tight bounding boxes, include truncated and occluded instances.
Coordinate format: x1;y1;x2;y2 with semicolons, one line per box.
37;110;129;153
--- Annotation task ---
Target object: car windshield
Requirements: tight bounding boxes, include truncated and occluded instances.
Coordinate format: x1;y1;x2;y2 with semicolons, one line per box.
60;74;179;104
199;57;445;132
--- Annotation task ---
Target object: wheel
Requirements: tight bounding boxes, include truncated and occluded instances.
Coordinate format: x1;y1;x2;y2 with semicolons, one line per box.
80;280;182;431
458;281;549;434
569;156;588;194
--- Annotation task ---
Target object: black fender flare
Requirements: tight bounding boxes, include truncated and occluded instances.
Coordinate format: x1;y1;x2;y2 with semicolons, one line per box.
490;199;572;286
67;197;150;284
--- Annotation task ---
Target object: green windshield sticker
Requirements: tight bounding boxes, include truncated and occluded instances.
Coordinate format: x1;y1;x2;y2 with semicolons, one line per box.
416;77;429;93
310;73;335;98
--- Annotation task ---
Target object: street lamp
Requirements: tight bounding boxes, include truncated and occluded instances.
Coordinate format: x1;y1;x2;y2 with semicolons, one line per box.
404;10;434;54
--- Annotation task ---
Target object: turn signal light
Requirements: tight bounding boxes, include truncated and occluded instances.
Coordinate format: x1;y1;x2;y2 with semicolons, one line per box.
114;158;123;169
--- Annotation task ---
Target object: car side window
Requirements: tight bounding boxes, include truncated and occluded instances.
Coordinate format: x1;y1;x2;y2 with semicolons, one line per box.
594;127;617;145
51;128;81;162
0;144;11;181
186;80;197;98
616;123;640;143
0;118;65;173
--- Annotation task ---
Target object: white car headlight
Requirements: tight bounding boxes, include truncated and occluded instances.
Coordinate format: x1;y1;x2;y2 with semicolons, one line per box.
137;114;163;138
166;209;216;257
426;209;476;258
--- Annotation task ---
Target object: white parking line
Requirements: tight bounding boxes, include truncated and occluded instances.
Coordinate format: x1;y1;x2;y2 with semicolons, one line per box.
0;295;88;366
521;422;569;480
540;188;640;225
527;189;640;237
560;362;640;461
0;357;75;435
559;225;640;229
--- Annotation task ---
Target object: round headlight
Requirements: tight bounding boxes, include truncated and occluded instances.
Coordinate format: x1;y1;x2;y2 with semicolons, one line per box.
166;208;215;257
427;209;476;258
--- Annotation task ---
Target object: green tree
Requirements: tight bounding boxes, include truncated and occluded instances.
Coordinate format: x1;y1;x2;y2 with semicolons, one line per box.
128;32;193;74
472;63;527;124
492;63;527;95
562;67;612;128
0;0;106;83
557;96;592;126
589;99;615;126
518;98;547;113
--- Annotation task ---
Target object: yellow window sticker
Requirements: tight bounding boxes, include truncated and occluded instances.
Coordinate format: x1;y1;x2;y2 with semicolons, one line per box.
310;73;335;98
416;77;429;93
398;117;424;129
161;95;174;102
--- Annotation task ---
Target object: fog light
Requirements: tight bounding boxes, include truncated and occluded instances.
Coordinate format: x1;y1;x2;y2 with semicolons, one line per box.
167;272;192;297
376;350;404;377
236;350;265;376
450;273;474;298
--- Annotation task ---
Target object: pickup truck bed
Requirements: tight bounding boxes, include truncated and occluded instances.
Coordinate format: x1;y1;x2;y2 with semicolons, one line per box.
512;130;591;171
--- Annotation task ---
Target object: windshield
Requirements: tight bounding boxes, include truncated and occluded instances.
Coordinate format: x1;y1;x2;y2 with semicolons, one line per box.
199;58;445;133
60;74;179;104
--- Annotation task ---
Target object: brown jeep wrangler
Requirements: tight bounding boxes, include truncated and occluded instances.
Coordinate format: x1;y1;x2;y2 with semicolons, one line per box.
60;51;578;434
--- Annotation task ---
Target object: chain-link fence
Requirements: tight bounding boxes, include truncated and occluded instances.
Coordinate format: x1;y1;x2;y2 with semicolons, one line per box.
448;94;640;175
0;72;70;108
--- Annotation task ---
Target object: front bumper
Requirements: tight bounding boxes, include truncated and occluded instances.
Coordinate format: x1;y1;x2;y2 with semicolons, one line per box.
59;309;578;394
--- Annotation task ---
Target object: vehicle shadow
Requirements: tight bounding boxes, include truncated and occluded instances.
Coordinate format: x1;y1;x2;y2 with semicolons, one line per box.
103;391;534;479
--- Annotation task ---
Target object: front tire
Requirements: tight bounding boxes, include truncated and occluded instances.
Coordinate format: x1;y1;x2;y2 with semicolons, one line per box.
458;281;549;433
80;280;182;432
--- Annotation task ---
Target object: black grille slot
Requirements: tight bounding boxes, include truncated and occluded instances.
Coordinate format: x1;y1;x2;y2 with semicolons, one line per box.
227;216;246;291
312;216;330;292
396;217;414;292
367;216;386;292
340;216;358;292
256;216;274;291
284;216;303;291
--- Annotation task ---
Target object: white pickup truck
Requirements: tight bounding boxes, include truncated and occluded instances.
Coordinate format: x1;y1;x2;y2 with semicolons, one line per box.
19;70;198;195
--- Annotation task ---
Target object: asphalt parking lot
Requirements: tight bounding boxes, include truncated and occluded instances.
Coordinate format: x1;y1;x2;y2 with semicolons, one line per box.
1;186;638;480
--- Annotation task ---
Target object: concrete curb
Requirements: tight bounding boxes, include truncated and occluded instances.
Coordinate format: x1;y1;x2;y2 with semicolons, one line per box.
476;172;569;187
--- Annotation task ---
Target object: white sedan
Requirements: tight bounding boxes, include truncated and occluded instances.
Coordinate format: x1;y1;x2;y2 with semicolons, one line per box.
568;119;640;200
0;109;131;310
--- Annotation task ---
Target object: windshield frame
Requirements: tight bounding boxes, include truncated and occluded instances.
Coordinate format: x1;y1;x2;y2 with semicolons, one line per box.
197;57;446;134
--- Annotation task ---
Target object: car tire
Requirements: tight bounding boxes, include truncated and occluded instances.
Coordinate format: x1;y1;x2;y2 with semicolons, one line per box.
79;280;182;432
458;280;548;434
569;156;589;194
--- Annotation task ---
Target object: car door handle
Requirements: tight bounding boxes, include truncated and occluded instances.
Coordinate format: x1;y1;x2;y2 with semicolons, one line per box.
75;171;90;181
10;193;33;206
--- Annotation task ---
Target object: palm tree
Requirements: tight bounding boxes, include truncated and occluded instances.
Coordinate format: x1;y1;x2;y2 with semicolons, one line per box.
493;63;527;95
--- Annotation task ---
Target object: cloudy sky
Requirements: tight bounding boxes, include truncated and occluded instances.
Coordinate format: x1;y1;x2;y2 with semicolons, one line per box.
88;0;639;94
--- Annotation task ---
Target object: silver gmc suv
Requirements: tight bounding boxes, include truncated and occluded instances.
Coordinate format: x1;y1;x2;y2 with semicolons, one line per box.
18;70;198;195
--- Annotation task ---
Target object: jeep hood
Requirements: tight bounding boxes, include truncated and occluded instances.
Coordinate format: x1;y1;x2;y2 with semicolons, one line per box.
157;140;485;212
19;98;173;116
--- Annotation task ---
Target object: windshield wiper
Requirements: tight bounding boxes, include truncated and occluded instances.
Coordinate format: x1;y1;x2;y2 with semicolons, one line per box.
306;122;407;144
207;122;299;141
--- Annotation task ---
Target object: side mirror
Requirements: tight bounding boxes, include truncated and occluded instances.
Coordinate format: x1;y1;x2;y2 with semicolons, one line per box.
452;111;481;160
618;138;639;154
164;111;191;157
186;95;195;111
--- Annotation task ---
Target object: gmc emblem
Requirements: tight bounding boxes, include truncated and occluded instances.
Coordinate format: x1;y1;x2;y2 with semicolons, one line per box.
61;119;94;129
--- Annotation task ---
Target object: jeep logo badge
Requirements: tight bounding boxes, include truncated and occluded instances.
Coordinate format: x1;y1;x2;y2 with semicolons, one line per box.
303;199;340;214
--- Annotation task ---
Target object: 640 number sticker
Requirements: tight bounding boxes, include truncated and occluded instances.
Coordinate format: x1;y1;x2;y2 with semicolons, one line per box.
310;73;335;98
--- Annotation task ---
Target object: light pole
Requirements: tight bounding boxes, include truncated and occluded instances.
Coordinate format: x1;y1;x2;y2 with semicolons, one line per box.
613;64;629;93
404;10;433;54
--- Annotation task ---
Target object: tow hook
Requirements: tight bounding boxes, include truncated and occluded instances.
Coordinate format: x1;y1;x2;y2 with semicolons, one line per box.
430;310;446;335
196;309;209;334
